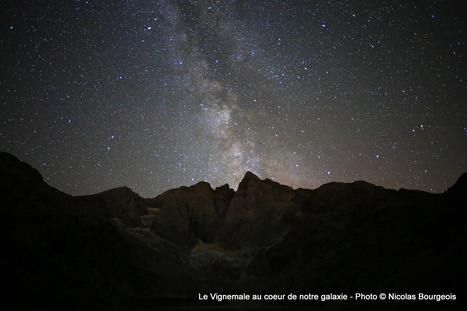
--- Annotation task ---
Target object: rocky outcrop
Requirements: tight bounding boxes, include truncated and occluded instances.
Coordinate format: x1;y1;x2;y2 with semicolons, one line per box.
217;172;299;250
244;179;467;295
0;152;201;310
147;172;302;251
213;183;234;221
81;186;149;227
445;172;467;199
149;181;233;250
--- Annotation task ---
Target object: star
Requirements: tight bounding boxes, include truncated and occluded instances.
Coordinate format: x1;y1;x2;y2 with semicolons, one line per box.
0;0;465;196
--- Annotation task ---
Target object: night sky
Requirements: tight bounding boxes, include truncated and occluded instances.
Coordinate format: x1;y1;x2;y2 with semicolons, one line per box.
1;0;466;197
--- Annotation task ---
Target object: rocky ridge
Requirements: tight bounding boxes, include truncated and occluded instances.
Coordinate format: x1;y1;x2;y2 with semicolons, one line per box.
1;151;466;310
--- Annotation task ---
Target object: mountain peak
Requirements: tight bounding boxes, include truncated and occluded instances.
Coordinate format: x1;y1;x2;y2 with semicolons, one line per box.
446;172;467;195
192;181;212;190
0;151;44;185
243;171;260;181
237;171;261;191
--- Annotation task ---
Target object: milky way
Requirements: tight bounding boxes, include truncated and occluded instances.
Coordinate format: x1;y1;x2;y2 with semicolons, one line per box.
1;0;466;196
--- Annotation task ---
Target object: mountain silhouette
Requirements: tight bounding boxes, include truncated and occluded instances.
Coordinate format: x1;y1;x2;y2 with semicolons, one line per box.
1;151;465;310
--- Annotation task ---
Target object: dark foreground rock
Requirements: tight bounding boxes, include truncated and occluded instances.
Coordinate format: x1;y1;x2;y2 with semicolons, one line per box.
148;181;222;251
1;151;466;310
80;186;150;227
0;152;203;310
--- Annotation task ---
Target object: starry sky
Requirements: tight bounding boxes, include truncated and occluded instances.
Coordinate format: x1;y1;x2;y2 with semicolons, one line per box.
1;0;466;197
